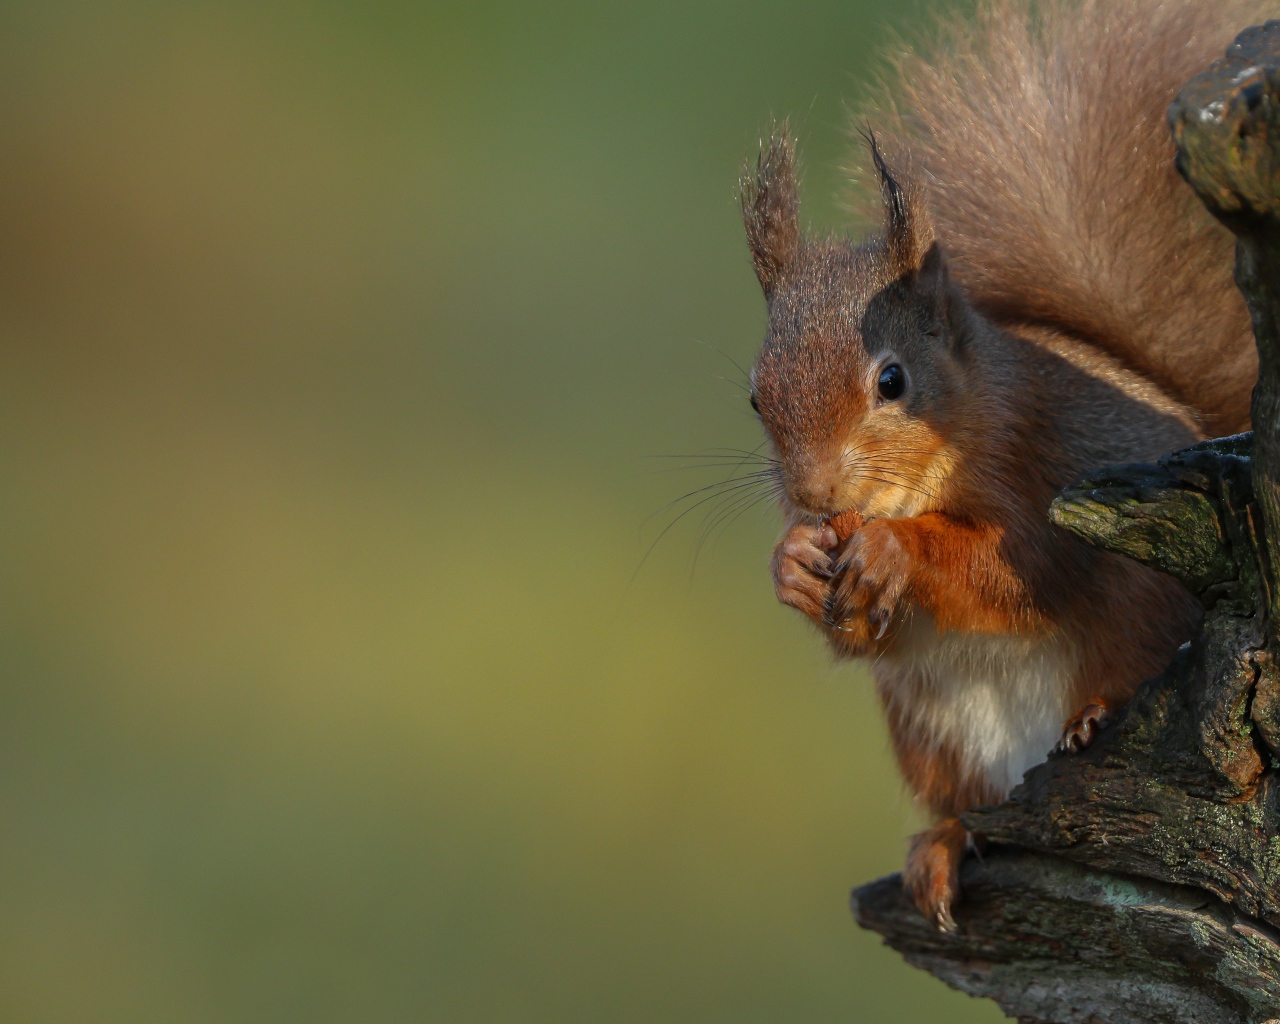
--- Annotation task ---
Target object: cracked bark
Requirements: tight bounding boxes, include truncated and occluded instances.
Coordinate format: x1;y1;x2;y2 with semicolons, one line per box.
852;22;1280;1024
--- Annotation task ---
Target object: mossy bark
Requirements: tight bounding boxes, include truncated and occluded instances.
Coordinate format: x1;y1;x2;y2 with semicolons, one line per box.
852;22;1280;1024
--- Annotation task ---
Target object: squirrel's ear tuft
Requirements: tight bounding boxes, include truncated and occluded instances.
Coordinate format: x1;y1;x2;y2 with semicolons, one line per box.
741;126;800;297
864;129;932;274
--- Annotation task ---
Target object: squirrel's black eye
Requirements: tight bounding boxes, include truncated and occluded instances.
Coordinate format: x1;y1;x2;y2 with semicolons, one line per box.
877;363;906;402
749;393;761;414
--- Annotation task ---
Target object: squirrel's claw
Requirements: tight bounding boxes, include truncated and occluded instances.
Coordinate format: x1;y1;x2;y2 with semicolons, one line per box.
822;593;838;628
824;588;853;628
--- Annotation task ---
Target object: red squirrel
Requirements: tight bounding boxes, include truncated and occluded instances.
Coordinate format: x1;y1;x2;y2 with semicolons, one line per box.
741;0;1270;931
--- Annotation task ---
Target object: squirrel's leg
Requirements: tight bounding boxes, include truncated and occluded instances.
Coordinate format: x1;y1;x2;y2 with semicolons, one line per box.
877;681;996;932
903;818;968;933
1055;698;1113;754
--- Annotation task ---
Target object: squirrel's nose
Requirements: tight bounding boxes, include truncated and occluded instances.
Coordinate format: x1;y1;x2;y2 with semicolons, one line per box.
788;475;840;517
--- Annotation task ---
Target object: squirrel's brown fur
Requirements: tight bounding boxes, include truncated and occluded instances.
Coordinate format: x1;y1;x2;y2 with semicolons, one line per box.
741;0;1273;932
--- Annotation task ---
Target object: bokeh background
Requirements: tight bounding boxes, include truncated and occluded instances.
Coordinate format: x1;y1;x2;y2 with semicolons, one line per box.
0;1;1004;1021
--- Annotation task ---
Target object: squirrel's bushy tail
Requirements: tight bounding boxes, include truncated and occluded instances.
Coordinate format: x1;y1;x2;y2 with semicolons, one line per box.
863;0;1274;435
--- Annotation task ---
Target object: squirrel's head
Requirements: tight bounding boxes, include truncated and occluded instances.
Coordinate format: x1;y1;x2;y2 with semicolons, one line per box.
740;128;973;521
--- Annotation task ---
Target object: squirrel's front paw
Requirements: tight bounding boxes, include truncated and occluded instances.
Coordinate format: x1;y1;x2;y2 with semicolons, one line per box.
770;523;839;624
904;818;968;933
827;520;911;641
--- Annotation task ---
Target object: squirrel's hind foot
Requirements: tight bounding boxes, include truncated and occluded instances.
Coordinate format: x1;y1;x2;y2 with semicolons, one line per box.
1056;700;1113;755
903;818;968;933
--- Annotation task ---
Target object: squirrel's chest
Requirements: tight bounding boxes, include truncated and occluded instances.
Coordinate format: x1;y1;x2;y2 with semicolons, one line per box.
872;619;1077;799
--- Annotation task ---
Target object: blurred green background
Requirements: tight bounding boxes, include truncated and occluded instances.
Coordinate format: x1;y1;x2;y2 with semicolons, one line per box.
0;1;1004;1021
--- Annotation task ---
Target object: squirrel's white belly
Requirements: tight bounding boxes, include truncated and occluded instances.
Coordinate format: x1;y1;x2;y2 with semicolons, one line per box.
872;617;1076;800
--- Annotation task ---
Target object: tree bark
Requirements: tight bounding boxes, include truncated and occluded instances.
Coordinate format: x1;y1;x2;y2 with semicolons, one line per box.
852;21;1280;1024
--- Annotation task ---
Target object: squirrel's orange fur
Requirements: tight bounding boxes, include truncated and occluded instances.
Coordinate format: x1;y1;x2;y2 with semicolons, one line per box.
742;0;1273;931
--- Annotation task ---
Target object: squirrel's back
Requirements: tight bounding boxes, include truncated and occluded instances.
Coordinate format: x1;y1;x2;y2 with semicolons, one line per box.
861;0;1274;436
